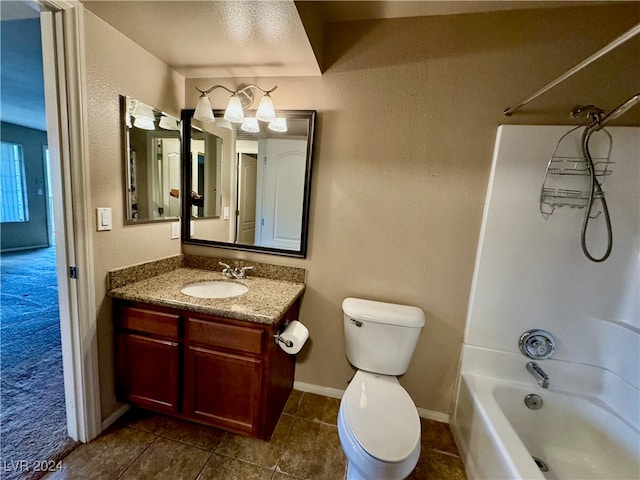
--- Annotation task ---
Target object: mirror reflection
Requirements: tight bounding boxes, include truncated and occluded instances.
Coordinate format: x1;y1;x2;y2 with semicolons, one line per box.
189;120;222;219
181;109;316;258
121;95;181;223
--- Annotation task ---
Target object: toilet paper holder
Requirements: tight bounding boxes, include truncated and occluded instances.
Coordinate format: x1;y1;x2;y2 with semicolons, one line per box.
274;333;293;348
273;320;309;355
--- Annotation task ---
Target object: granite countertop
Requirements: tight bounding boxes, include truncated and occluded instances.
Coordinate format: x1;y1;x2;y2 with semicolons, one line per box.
108;268;305;325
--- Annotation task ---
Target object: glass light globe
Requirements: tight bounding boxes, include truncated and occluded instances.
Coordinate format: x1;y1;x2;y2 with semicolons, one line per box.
256;94;276;123
159;115;179;131
223;94;245;123
240;117;260;133
268;117;287;133
133;116;155;130
194;95;215;123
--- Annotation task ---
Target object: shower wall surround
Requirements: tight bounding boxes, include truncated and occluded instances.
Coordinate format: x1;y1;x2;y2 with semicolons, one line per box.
463;125;639;392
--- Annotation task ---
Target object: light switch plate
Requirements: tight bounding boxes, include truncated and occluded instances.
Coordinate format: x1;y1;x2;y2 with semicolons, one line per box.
96;207;112;231
171;221;180;239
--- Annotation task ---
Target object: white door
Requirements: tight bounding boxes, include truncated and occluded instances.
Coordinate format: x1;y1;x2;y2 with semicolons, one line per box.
162;138;181;217
41;4;101;442
259;139;307;250
236;153;257;244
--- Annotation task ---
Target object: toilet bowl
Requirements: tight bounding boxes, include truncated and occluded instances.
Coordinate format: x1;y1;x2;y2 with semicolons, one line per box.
338;371;421;480
338;298;425;480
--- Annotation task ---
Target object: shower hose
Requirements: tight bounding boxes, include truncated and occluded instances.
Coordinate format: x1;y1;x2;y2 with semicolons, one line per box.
580;127;612;262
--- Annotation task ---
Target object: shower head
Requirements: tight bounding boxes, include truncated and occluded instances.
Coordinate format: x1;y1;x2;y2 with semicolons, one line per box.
570;105;604;125
592;93;640;131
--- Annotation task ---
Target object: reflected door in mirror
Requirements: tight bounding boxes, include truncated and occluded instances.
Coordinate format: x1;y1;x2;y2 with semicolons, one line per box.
237;153;257;245
190;123;222;219
257;139;307;250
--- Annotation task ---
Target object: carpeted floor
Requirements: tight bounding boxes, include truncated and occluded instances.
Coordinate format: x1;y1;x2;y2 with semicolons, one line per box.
1;247;78;480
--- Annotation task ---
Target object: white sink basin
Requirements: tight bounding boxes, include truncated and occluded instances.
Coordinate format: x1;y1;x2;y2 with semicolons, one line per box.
180;281;248;299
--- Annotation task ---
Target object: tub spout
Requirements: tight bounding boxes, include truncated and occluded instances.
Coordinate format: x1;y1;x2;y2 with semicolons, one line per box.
526;361;549;389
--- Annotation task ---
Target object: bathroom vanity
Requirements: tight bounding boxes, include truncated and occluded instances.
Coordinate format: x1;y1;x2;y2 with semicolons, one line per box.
109;261;305;441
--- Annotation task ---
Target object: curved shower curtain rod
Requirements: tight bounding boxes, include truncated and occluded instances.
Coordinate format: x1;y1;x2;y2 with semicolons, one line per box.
504;23;640;116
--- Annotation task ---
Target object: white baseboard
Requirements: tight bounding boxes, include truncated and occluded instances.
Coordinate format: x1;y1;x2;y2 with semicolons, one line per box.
293;381;450;423
101;404;130;431
417;407;450;423
293;381;345;399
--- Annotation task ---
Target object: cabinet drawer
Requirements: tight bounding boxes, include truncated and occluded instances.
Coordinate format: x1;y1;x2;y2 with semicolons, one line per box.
118;306;179;339
187;318;264;355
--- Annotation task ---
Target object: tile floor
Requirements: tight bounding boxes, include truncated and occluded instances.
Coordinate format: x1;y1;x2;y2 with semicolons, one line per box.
43;391;467;480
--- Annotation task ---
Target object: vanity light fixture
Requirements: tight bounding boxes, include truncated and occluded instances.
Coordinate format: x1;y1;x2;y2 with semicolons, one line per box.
193;84;278;125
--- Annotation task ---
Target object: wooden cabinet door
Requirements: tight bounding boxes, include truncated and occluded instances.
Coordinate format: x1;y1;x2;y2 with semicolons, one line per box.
183;345;262;435
116;332;180;413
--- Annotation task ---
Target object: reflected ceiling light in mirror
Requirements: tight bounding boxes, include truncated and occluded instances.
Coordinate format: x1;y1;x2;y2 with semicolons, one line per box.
268;117;288;133
132;102;156;130
240;117;260;133
193;84;278;125
159;114;179;131
125;97;133;128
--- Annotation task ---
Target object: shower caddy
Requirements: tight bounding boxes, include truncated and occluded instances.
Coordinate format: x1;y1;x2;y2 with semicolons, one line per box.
539;125;613;219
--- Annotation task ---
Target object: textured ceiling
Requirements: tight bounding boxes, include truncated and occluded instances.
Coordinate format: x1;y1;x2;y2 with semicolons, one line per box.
81;0;322;78
81;0;611;79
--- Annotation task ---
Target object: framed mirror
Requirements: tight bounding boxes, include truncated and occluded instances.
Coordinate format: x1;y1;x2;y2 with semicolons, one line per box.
121;95;181;223
181;109;316;258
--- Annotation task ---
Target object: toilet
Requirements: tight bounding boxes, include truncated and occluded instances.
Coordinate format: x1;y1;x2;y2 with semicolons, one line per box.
338;297;426;480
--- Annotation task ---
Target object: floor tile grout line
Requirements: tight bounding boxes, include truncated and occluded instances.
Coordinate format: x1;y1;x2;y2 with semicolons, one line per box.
115;434;160;479
206;450;278;474
193;451;214;480
152;432;224;453
272;409;298;476
126;422;226;453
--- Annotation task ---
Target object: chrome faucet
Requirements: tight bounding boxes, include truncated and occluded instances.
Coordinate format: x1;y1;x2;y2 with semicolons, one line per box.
219;262;253;279
526;361;549;389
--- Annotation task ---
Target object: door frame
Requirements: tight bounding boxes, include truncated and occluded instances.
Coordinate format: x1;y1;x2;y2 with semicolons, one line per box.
39;0;101;443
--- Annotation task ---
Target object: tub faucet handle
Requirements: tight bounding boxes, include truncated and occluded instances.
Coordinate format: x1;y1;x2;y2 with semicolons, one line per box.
519;329;556;360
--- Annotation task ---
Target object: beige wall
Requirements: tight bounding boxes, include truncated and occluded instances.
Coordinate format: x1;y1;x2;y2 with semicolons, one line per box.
83;10;185;419
184;5;640;415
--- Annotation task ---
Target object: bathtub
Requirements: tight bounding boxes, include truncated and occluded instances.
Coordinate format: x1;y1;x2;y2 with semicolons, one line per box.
451;347;640;480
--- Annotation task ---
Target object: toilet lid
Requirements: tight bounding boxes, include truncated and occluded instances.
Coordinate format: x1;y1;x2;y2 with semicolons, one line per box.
343;373;420;463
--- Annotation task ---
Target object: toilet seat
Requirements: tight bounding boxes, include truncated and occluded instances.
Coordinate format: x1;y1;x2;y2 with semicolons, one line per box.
342;371;421;463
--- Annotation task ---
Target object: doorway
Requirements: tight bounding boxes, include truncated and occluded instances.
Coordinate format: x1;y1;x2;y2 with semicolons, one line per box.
0;5;78;477
1;0;102;475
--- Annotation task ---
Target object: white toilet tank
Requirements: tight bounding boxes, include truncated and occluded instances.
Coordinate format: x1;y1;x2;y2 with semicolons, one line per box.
342;297;425;376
